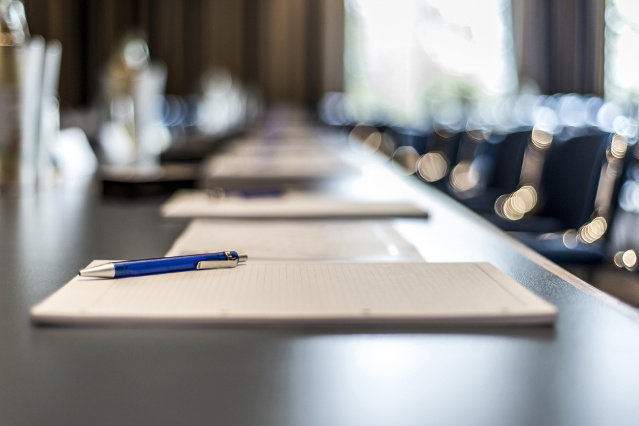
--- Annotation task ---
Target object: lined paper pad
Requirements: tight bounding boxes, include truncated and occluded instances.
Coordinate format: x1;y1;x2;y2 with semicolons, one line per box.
161;190;427;219
223;138;344;156
165;220;424;262
31;262;557;326
203;153;357;182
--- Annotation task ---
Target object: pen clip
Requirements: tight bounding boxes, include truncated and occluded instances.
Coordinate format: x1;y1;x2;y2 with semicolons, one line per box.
196;251;240;270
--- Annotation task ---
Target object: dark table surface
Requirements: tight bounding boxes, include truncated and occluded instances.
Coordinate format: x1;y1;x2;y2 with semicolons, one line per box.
3;169;639;426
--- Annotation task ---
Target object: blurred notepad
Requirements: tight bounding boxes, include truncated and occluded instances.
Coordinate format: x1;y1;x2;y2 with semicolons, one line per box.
31;262;556;326
165;219;424;262
161;190;427;219
202;152;358;185
224;138;344;156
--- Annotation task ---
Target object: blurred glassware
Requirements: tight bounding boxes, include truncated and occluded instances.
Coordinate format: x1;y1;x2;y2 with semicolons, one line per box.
99;33;170;169
0;0;92;192
196;67;253;137
18;34;42;191
35;39;65;187
49;127;98;182
0;0;28;192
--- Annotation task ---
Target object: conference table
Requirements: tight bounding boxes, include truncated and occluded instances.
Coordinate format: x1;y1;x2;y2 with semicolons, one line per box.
3;128;639;426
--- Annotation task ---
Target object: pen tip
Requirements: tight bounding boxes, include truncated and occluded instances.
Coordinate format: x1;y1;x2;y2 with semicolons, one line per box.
76;263;116;278
238;253;248;262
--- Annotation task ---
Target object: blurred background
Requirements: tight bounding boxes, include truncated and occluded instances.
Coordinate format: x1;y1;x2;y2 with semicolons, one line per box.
22;0;344;107
5;0;639;304
20;0;610;109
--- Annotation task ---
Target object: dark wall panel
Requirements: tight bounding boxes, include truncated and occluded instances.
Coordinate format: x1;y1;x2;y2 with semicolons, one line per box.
21;0;343;108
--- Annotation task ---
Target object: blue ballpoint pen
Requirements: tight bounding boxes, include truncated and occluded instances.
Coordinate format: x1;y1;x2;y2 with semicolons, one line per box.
78;251;248;278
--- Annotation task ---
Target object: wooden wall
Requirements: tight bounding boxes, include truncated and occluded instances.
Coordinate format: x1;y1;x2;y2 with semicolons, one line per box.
21;0;344;108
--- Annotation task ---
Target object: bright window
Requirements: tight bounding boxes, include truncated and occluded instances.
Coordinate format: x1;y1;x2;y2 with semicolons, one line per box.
605;0;639;106
344;0;518;127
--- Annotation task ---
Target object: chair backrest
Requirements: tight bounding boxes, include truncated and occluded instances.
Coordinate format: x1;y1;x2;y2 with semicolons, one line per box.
426;129;461;166
591;135;633;237
488;130;531;192
540;131;610;228
389;127;429;154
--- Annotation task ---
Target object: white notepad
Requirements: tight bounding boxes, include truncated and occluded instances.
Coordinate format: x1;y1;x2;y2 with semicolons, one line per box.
203;152;358;182
224;139;343;156
161;190;427;219
165;220;424;261
31;262;557;326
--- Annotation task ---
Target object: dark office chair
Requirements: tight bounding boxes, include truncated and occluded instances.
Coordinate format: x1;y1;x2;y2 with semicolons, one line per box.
499;132;628;264
441;128;495;199
416;128;462;192
484;130;611;232
459;129;531;212
541;133;607;224
388;127;429;154
513;230;607;264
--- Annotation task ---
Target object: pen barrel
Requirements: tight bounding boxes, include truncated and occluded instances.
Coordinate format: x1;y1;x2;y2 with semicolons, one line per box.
114;252;236;278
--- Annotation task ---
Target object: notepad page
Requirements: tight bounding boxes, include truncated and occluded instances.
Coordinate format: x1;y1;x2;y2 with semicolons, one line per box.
165;219;424;262
223;138;345;155
225;143;341;156
203;152;357;178
31;262;557;326
161;190;427;219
